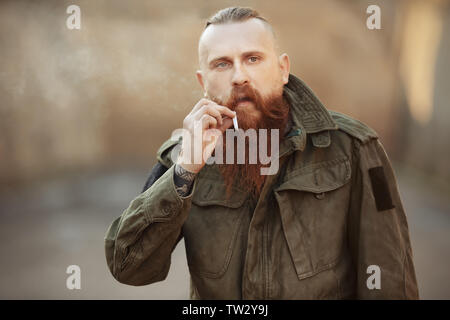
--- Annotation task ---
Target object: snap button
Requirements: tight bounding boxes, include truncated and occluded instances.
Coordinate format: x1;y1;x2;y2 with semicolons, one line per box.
314;192;325;200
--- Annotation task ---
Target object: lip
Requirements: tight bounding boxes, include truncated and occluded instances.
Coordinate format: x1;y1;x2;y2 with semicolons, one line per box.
236;100;254;108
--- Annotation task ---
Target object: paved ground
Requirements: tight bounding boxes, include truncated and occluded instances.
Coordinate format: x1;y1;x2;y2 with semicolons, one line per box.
0;164;449;299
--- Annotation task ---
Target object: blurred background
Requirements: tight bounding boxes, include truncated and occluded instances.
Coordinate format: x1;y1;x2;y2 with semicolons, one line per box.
0;0;449;299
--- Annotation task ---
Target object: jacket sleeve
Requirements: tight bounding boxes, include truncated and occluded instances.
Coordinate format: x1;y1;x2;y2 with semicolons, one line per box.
104;163;194;286
347;138;419;299
142;162;169;193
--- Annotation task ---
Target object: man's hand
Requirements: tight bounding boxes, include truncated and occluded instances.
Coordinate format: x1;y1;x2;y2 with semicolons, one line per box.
177;98;235;174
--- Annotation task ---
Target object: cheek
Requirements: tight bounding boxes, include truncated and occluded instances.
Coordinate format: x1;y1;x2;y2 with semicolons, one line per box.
265;67;284;86
254;79;283;100
206;74;232;100
251;67;284;96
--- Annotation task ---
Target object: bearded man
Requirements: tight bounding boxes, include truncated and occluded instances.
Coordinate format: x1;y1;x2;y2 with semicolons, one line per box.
104;7;419;299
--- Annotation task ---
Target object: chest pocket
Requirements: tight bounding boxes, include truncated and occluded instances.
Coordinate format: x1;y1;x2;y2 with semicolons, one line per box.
183;174;248;278
274;157;351;280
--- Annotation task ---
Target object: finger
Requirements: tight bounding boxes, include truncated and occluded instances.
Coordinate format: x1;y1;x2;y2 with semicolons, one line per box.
190;98;212;115
203;128;222;146
193;99;235;119
200;114;218;130
195;104;224;126
213;104;236;119
203;130;221;157
217;117;234;133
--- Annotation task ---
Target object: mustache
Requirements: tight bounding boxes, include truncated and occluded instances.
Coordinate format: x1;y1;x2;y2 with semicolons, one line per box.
209;85;290;132
211;85;260;110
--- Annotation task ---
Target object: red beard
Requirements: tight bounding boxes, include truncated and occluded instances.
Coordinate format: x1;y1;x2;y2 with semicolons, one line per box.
210;85;290;197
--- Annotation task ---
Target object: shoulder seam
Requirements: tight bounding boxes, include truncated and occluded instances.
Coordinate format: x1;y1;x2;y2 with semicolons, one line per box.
329;110;378;144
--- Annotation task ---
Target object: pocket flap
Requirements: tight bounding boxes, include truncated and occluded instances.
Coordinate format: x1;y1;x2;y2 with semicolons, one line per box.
275;157;351;193
192;178;247;208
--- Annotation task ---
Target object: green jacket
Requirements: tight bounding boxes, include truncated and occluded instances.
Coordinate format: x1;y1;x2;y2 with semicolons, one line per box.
104;74;419;299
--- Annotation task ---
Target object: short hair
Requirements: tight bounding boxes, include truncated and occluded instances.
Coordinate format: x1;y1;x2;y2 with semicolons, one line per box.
199;7;278;61
205;7;270;29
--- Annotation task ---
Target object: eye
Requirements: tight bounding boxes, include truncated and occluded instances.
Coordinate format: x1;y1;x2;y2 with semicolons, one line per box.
248;56;260;63
215;61;229;68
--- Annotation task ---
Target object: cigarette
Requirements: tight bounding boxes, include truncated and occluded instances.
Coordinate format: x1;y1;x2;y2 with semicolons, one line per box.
233;114;239;131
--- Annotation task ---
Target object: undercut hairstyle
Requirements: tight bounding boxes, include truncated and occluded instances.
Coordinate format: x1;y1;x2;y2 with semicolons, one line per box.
205;7;270;30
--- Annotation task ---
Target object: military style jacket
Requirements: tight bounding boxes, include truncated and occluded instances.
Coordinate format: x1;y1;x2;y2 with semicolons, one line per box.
104;74;419;299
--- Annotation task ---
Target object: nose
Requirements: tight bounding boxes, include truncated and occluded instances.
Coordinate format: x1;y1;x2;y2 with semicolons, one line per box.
231;62;249;86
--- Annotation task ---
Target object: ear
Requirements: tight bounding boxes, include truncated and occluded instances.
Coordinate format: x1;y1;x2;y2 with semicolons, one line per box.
278;53;290;84
196;70;205;91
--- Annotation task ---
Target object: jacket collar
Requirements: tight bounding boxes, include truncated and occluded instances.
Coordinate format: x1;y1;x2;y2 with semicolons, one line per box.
280;74;338;156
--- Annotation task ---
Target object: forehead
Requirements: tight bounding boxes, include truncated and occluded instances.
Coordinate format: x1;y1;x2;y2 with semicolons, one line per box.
199;18;275;64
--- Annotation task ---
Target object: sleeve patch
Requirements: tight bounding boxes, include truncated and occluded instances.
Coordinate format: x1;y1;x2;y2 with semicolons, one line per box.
368;166;395;212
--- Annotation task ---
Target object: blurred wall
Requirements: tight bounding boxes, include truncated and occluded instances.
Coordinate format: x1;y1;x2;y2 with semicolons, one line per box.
396;0;450;182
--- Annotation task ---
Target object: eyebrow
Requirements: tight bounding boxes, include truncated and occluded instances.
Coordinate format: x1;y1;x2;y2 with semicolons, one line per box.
208;51;266;68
